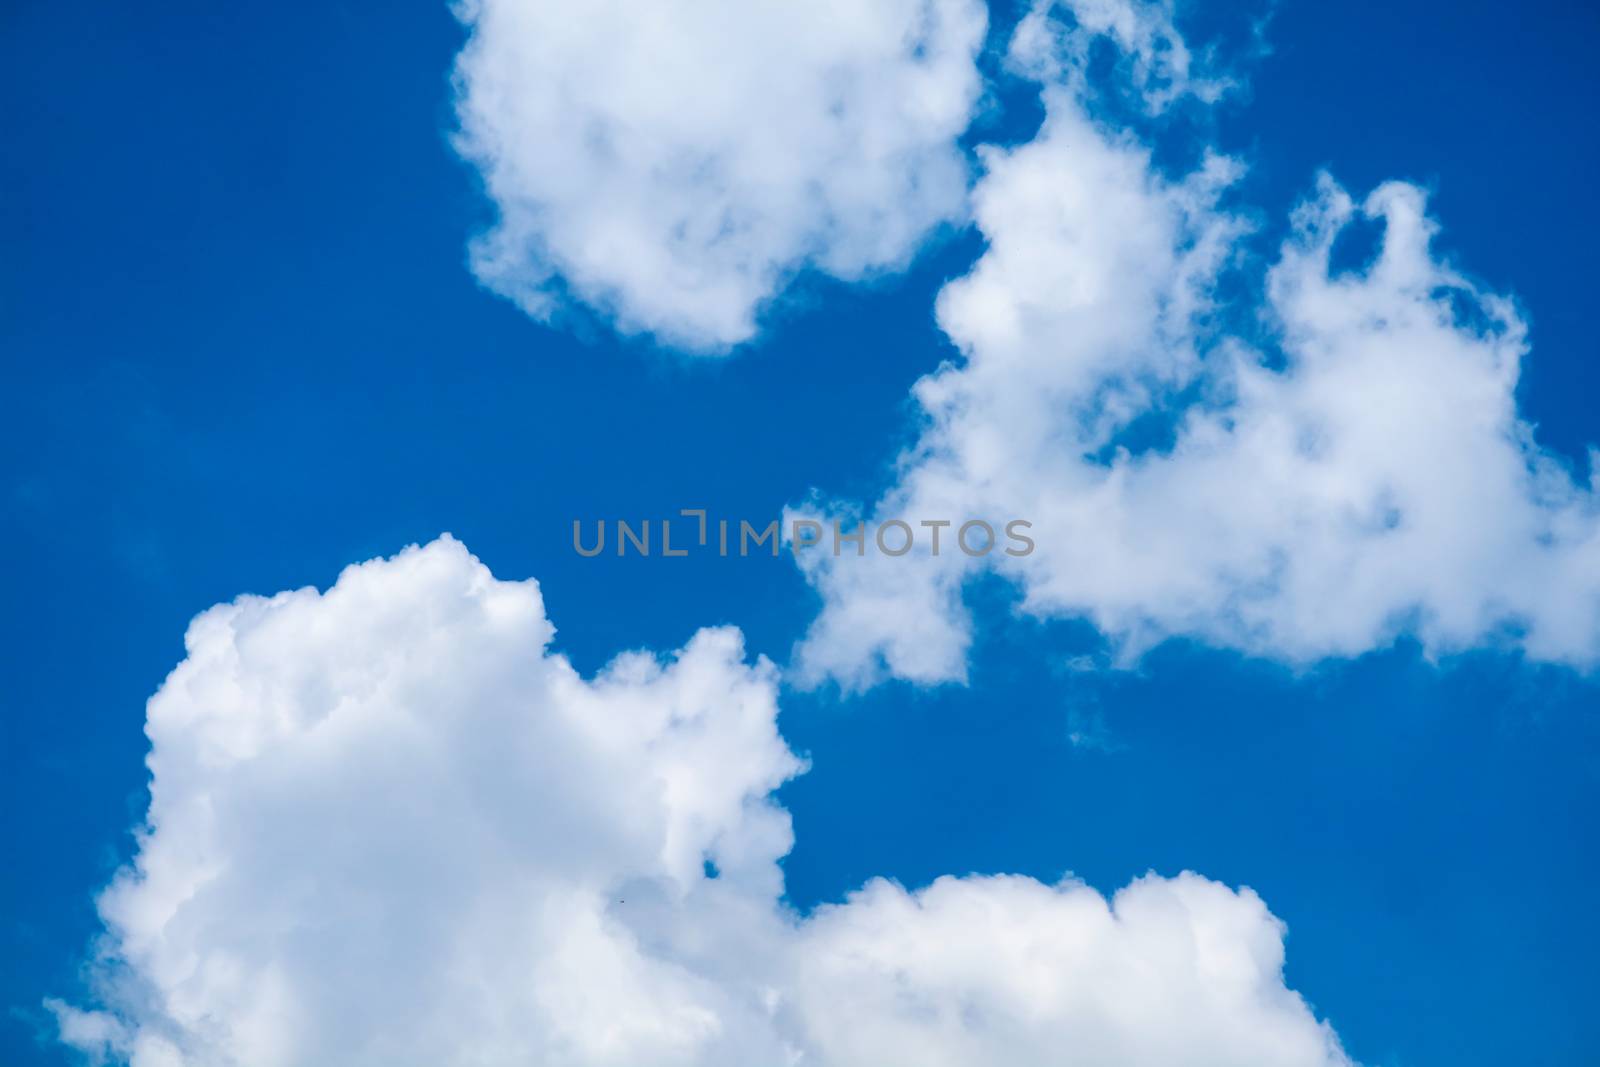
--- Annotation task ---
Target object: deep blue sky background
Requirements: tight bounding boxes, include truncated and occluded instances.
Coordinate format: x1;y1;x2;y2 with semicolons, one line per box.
2;1;1597;1064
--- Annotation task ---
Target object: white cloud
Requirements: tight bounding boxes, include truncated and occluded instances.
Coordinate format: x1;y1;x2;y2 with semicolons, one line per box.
1007;0;1235;110
790;872;1350;1066
452;0;987;351
53;537;1352;1067
792;2;1600;689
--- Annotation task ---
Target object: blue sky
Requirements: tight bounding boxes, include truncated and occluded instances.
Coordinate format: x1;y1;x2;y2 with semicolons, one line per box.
3;1;1598;1064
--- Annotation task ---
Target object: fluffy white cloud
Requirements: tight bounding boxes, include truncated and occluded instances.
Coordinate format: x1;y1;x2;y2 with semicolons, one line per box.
53;537;1352;1066
452;0;987;351
790;872;1349;1066
792;1;1600;688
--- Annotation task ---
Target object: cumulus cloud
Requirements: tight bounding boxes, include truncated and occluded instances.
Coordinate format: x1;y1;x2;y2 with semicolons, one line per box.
792;1;1600;688
53;537;1351;1066
452;0;987;351
791;872;1349;1066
